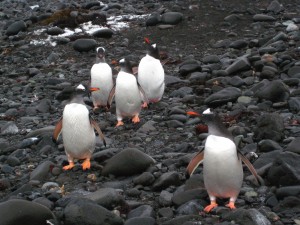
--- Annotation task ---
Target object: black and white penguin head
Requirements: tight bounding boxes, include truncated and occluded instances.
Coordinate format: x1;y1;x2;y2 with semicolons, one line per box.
96;47;106;61
144;37;160;59
119;58;133;74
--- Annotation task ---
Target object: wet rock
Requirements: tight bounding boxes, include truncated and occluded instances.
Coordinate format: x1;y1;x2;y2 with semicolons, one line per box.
176;199;204;215
254;80;289;102
288;97;300;112
30;161;55;181
133;172;155;186
254;113;285;141
253;14;276;22
152;171;181;191
0;199;56;225
257;139;283;152
285;137;300;153
72;39;97;52
127;205;155;219
146;13;161;26
179;63;202;76
92;28;114;38
64;198;123;225
1;122;19;135
86;188;124;209
276;186;300;199
172;188;207;206
225;56;251;75
124;217;156;225
267;151;300;186
102;148;155;176
159;190;173;206
223;208;271;225
47;26;64;35
204;87;242;106
161;12;183;25
0;178;10;191
6;20;27;36
267;0;284;14
229;39;248;49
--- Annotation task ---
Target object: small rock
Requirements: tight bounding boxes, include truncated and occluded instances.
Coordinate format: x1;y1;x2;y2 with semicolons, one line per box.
161;12;183;25
102;148;155;176
73;39;97;52
92;28;114;38
6;20;27;36
152;171;181;191
127;205;155;219
253;14;276;22
204;87;242;106
30;161;55;181
0;199;56;225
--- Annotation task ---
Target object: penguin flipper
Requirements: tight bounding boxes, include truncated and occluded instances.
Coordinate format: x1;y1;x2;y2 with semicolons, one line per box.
186;150;204;178
90;118;106;147
107;85;116;109
137;82;149;105
52;118;63;143
238;151;264;186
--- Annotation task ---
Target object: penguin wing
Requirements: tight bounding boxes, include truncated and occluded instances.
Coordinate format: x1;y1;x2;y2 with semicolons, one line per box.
186;150;204;178
107;84;116;109
238;151;264;186
137;82;149;104
52;118;63;143
90;117;106;147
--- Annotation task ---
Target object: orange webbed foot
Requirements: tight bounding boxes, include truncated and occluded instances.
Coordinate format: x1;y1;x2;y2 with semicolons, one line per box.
225;201;236;210
132;115;140;124
204;201;218;213
63;162;75;170
116;121;124;127
81;159;91;170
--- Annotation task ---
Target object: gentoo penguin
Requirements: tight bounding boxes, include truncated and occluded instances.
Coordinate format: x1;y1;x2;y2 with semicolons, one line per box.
137;38;165;108
107;58;147;127
186;108;262;212
90;47;113;111
53;84;106;170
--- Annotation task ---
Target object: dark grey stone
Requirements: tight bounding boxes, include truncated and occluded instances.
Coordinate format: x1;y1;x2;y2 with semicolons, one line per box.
6;20;27;36
102;148;155;176
72;39;97;52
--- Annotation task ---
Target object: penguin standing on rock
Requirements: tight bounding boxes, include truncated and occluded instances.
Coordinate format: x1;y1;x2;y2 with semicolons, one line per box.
90;47;113;112
186;108;262;213
53;84;106;170
138;37;165;108
107;58;147;127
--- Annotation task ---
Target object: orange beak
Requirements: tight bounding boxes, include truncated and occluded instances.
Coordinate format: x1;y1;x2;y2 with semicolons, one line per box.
187;111;201;117
90;87;100;92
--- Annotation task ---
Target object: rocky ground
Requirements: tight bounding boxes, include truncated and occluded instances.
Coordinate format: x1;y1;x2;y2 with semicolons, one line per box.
0;0;300;224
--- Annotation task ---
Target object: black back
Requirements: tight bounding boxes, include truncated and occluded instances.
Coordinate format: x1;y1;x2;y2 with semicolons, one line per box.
119;58;133;74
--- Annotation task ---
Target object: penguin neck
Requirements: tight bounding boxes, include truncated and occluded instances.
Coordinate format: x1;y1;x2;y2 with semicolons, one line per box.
69;95;85;105
96;56;106;63
147;51;159;60
204;115;233;140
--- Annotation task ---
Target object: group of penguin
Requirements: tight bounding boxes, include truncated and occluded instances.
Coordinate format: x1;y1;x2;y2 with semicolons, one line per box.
52;38;263;213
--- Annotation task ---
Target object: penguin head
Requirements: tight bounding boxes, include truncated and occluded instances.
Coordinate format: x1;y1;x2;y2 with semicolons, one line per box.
96;47;106;62
144;37;160;59
119;58;133;74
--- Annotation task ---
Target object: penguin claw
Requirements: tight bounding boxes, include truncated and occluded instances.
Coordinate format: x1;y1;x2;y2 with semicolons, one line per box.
204;202;218;213
63;162;75;170
225;202;236;210
81;159;91;170
132;116;140;124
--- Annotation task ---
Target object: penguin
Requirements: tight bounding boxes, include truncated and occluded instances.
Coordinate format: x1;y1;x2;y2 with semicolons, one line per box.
90;47;113;112
107;58;147;127
53;84;106;170
186;108;262;213
137;37;165;108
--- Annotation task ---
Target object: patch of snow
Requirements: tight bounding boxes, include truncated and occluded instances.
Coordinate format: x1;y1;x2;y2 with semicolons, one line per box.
30;13;149;46
30;5;39;10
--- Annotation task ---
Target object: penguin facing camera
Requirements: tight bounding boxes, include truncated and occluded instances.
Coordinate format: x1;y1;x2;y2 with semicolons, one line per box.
90;47;114;112
53;84;106;171
186;108;263;212
107;58;148;127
